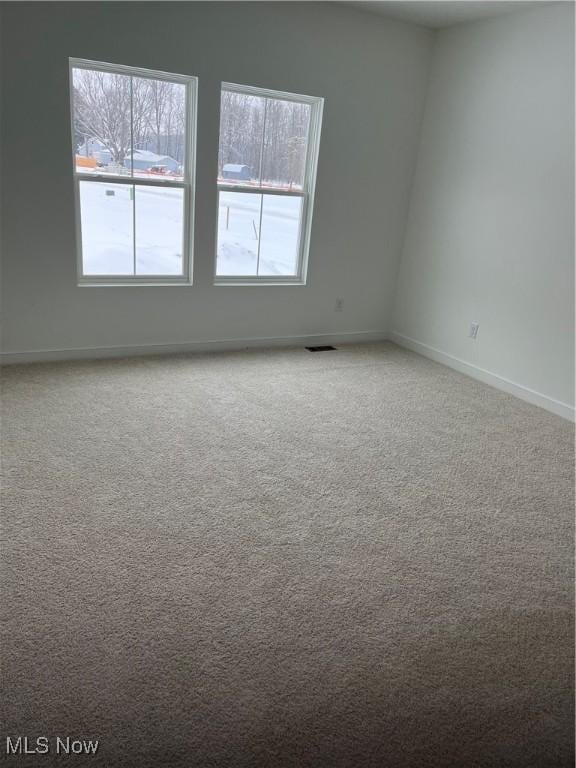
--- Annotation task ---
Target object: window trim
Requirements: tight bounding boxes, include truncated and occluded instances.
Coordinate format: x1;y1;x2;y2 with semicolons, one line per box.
214;81;323;286
69;58;197;286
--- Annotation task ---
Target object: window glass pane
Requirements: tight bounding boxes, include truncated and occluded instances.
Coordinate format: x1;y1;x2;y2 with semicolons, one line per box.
218;91;265;186
131;77;186;182
135;186;185;275
215;191;302;277
215;85;320;281
261;100;310;191
72;68;133;176
72;69;187;182
79;181;134;275
72;63;195;282
216;191;262;275
258;195;302;276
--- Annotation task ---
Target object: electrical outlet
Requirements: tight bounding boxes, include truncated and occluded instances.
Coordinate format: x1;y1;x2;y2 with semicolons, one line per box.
469;322;479;340
335;298;344;312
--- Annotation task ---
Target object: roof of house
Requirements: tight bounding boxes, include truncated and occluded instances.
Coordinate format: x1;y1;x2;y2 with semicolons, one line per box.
129;149;174;163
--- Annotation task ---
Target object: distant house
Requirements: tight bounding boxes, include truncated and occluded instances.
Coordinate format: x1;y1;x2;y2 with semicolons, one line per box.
124;149;180;173
77;137;112;166
222;163;252;181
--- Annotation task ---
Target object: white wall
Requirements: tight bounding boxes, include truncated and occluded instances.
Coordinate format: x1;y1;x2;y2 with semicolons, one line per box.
0;2;432;359
0;4;3;323
392;3;575;415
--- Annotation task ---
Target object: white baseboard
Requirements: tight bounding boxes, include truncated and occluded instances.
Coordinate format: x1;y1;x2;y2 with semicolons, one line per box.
389;331;575;422
5;329;573;422
0;330;387;365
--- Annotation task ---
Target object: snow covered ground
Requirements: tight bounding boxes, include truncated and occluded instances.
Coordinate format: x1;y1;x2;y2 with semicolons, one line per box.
216;191;302;276
80;182;184;275
79;182;302;277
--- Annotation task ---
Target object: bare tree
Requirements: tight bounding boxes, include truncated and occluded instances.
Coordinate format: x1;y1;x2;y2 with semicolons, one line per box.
73;69;189;170
73;67;309;181
167;86;186;162
218;92;310;187
218;91;264;177
131;78;152;153
73;70;132;164
146;79;171;155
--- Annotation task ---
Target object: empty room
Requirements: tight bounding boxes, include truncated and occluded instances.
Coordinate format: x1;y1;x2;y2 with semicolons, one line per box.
1;1;574;766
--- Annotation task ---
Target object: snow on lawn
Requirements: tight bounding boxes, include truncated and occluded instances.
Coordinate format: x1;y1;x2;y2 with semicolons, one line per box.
216;192;302;276
80;182;184;275
80;183;302;277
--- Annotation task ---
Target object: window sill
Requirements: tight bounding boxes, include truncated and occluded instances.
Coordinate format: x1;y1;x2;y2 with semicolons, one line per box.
213;279;306;287
78;279;193;287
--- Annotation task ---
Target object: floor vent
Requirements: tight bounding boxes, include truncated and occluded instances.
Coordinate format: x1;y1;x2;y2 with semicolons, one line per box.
305;346;337;352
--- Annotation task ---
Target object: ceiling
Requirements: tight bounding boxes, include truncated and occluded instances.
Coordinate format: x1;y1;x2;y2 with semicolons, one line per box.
10;0;563;28
346;1;560;28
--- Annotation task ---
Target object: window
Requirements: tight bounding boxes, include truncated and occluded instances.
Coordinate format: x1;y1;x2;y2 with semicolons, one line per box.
70;59;196;284
215;83;323;283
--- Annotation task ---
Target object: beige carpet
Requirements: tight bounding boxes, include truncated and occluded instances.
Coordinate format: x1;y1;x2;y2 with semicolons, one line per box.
1;342;574;767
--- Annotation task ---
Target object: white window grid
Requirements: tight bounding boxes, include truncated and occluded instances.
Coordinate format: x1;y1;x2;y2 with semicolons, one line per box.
69;58;197;286
214;82;324;285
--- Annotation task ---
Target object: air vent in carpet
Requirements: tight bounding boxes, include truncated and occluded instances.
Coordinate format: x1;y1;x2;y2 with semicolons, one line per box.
305;346;337;352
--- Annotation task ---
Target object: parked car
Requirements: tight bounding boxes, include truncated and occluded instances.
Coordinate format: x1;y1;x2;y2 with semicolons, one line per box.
147;165;169;175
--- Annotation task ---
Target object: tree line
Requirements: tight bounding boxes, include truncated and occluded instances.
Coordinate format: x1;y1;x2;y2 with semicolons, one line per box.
73;69;186;165
73;70;310;187
218;90;310;187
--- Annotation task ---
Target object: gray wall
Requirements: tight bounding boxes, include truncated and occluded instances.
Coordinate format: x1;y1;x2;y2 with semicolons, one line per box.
0;2;433;356
392;3;575;409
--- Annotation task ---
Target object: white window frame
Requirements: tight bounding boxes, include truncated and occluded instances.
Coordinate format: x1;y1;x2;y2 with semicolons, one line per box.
214;82;323;286
69;58;197;286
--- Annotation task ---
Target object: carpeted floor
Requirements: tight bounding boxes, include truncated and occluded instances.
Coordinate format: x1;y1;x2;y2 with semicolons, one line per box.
1;342;574;767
